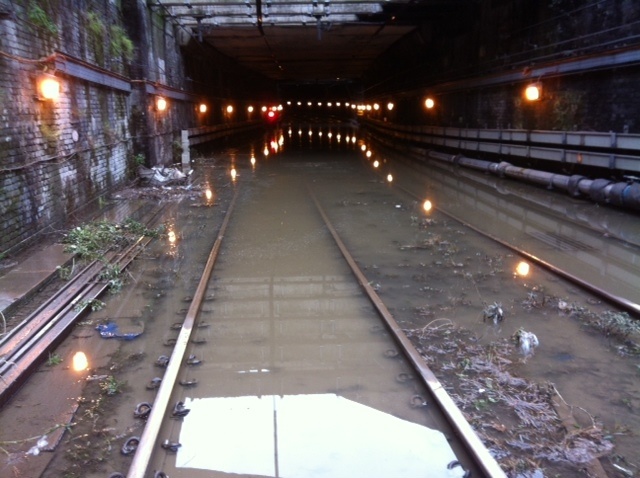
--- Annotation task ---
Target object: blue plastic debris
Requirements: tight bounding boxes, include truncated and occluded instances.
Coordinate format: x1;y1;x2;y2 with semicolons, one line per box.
96;322;142;340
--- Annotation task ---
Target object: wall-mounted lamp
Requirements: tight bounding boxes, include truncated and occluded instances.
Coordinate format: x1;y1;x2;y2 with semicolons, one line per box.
387;102;395;111
37;73;60;101
156;96;167;111
424;97;435;109
226;105;234;114
247;105;254;113
524;83;542;101
198;103;207;113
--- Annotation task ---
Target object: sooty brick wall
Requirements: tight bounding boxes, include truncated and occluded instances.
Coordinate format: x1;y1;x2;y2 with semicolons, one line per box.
0;0;192;255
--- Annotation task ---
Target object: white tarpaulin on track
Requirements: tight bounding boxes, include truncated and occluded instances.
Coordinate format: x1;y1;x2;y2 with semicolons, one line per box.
176;393;465;478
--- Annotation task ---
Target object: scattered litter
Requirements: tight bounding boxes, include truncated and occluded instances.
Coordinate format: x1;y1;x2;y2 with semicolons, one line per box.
513;328;540;356
483;301;504;323
96;322;143;340
138;166;190;186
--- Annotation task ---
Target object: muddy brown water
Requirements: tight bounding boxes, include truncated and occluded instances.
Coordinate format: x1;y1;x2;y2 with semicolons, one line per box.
1;124;639;477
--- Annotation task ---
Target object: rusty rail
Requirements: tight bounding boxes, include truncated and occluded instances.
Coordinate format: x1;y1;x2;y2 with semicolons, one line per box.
126;185;240;478
307;183;507;478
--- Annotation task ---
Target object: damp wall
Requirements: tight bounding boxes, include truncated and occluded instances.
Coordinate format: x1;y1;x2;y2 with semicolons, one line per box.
0;0;195;254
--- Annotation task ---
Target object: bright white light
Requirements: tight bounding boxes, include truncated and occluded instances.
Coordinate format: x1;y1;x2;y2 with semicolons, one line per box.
424;98;435;109
387;174;393;183
39;76;60;100
423;200;433;212
525;84;541;101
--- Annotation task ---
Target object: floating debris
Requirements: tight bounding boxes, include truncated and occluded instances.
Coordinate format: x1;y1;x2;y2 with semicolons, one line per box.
513;328;540;356
483;301;504;323
383;349;399;358
96;322;143;340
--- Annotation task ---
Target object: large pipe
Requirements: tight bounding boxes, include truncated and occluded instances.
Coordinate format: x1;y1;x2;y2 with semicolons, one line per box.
427;151;640;211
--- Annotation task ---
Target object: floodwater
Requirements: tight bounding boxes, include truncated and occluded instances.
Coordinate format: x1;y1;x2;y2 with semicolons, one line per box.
148;133;468;477
1;122;639;477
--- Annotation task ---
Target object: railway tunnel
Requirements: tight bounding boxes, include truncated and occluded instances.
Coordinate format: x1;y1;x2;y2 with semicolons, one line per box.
1;1;640;478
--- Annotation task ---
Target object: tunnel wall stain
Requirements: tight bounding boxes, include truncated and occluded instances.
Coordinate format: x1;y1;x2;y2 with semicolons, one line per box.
0;0;191;255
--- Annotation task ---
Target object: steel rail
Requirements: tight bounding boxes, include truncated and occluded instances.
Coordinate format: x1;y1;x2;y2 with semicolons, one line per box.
127;185;240;478
0;234;156;407
385;161;640;318
0;205;166;407
306;183;508;478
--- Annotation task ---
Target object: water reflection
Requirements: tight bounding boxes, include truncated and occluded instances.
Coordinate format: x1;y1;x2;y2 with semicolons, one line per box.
177;393;463;478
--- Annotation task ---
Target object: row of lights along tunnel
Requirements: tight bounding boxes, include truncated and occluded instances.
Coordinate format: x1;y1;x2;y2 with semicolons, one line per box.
36;74;543;111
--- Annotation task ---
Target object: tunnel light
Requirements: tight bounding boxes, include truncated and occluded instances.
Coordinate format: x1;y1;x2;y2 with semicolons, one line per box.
373;103;380;111
262;105;268;112
37;74;60;101
386;174;393;183
424;97;435;109
387;102;395;111
247;105;254;113
373;160;379;168
156;96;167;111
226;105;234;114
366;150;372;158
198;103;207;113
524;83;541;101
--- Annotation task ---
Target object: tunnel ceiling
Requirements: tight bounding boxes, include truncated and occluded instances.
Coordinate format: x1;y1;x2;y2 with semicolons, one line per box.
149;0;472;95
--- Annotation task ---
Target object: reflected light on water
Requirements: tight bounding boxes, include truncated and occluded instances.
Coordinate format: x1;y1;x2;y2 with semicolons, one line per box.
250;155;256;167
205;189;213;201
176;394;463;477
168;230;177;244
72;351;88;372
230;168;237;181
423;199;433;213
387;174;393;182
366;150;372;158
516;261;530;277
263;146;269;156
360;144;367;152
352;136;357;143
373;160;379;168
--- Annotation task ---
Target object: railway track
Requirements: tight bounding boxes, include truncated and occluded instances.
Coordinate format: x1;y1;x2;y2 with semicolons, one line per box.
3;140;635;477
123;177;506;478
0;205;166;408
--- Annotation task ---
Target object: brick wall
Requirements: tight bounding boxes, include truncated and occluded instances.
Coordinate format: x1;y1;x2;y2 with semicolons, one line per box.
0;0;193;255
